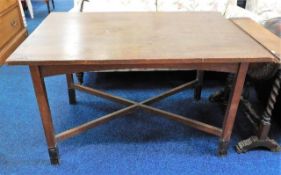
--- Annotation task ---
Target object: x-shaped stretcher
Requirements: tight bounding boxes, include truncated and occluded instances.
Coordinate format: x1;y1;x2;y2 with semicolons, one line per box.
57;72;221;142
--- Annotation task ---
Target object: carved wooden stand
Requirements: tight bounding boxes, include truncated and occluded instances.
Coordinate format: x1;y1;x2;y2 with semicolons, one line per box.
236;70;281;153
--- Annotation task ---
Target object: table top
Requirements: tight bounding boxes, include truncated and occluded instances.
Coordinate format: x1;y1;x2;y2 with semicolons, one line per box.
7;12;277;66
232;18;281;63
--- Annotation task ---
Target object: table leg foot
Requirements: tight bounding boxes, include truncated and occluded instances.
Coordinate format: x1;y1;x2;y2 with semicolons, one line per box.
236;136;281;153
218;140;229;156
48;147;60;165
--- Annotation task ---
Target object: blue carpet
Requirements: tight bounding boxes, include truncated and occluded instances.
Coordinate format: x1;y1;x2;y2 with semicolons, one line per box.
0;1;280;174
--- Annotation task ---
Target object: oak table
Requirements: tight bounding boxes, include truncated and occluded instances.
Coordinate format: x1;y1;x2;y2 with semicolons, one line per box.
6;12;279;165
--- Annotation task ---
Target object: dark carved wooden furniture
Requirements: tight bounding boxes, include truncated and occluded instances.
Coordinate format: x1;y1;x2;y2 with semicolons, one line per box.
237;70;281;153
0;0;28;65
210;18;281;152
7;12;278;165
232;18;281;153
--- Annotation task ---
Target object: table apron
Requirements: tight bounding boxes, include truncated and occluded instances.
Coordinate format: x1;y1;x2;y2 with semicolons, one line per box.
39;63;239;77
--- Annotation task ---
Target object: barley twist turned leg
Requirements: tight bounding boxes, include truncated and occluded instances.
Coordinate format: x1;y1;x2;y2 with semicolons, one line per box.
259;70;281;139
236;70;281;153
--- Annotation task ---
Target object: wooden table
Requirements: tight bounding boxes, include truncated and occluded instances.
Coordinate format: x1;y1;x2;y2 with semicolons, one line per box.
6;12;279;165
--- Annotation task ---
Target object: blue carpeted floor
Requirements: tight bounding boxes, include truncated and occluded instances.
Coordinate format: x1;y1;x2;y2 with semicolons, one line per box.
0;1;280;174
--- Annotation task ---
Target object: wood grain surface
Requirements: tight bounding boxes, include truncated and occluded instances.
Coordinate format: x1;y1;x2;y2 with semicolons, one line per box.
0;0;27;65
0;0;17;12
231;18;281;63
7;12;276;66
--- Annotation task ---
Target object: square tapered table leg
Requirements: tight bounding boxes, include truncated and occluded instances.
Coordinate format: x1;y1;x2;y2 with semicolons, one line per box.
30;66;59;165
219;63;249;155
